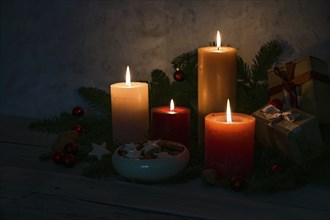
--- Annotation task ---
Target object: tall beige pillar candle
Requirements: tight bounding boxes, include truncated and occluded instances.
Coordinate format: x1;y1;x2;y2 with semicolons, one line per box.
198;31;237;147
111;66;149;144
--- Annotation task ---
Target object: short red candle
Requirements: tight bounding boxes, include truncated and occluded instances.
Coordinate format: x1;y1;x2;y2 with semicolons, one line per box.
204;112;255;178
151;101;190;147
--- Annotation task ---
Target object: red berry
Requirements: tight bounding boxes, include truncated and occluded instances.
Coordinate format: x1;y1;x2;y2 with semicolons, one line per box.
72;106;84;117
63;154;76;168
273;66;280;73
268;98;283;110
71;123;84;134
271;164;282;174
173;68;185;82
230;176;245;192
64;142;78;155
51;151;64;164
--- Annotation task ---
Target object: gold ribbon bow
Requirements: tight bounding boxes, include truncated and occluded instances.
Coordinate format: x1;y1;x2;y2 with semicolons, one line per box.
262;105;299;124
273;63;299;107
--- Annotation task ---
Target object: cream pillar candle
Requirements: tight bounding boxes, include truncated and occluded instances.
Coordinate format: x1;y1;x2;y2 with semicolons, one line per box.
111;66;149;144
198;31;237;147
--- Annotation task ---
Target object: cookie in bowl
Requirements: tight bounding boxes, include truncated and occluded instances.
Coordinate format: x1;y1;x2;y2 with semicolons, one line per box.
112;139;190;182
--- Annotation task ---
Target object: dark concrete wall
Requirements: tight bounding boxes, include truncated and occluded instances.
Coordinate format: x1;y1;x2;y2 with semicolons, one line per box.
1;0;329;118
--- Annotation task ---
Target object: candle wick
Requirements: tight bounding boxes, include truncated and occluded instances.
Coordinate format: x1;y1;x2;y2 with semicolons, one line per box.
217;46;220;51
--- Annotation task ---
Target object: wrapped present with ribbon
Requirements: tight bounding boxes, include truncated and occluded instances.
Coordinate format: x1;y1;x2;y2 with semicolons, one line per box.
267;56;330;123
252;104;323;164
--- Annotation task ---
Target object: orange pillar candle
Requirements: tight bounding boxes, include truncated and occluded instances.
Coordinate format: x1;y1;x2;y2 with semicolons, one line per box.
151;99;190;147
198;30;237;147
111;66;149;144
205;100;255;178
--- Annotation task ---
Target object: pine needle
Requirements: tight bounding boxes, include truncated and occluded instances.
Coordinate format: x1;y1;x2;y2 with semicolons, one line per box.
78;87;111;115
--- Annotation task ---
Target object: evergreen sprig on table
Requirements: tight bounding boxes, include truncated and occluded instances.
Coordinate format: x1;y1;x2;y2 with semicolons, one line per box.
29;40;330;193
78;87;111;115
29;87;114;156
236;40;284;114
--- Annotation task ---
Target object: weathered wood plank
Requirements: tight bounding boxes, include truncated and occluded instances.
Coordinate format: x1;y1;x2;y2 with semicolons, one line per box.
0;115;57;147
1;165;329;220
1;186;204;220
1;141;330;214
1;115;330;220
0;142;84;175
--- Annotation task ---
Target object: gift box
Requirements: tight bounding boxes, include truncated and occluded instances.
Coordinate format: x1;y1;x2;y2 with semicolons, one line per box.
252;105;323;164
267;56;330;123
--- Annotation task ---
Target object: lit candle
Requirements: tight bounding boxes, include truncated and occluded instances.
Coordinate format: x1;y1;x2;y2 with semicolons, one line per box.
151;99;190;147
205;99;255;178
110;66;149;143
198;30;237;146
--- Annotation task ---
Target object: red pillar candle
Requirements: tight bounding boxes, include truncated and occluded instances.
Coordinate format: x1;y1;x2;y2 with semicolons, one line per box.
205;100;255;178
151;99;190;147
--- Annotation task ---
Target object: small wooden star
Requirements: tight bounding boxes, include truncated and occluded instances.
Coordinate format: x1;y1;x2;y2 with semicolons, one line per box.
88;142;110;160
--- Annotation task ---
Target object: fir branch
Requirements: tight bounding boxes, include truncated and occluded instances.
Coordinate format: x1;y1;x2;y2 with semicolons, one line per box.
149;69;173;108
78;115;112;147
78;87;111;115
171;49;198;108
170;49;199;140
82;154;114;178
150;69;171;87
171;49;198;73
250;40;284;81
29;112;77;133
30;113;112;146
245;167;306;194
237;56;251;82
236;40;284;113
31;40;330;194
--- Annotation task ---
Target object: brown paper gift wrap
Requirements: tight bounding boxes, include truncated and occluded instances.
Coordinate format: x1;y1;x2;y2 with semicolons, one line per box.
267;56;330;123
252;107;323;164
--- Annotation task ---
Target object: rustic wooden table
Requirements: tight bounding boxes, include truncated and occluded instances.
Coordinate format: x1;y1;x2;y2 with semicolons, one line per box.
1;115;330;220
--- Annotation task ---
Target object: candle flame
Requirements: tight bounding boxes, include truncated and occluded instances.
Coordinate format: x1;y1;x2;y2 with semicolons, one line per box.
125;66;131;87
226;99;232;123
170;99;175;111
217;30;221;50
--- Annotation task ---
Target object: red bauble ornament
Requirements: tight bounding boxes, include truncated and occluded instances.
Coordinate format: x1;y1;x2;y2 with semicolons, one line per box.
51;151;64;164
64;142;78;155
271;164;282;175
72;106;84;117
230;176;245;192
63;154;76;168
173;68;185;82
268;98;283;110
71;123;84;134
